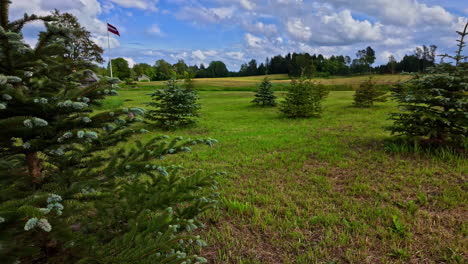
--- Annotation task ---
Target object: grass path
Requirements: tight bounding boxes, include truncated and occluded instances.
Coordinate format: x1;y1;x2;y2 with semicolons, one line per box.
109;90;467;263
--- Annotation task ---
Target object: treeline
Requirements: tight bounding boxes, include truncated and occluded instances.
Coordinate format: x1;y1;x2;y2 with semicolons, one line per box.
100;59;231;81
375;45;437;74
102;45;438;81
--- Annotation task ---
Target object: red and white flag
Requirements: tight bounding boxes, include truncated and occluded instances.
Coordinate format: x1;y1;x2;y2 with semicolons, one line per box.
107;23;120;36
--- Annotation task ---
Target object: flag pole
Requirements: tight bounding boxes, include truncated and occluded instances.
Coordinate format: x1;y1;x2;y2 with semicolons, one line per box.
106;22;113;78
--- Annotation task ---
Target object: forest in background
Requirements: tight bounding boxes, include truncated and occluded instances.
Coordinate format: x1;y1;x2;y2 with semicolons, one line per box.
99;45;439;81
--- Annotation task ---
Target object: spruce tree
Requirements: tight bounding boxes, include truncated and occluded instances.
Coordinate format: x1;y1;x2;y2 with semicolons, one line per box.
387;22;468;146
252;77;277;107
183;71;195;90
353;77;387;107
280;77;329;118
0;2;218;263
147;79;200;129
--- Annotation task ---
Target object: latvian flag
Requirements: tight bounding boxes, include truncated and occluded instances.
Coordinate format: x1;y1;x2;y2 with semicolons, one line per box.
107;23;120;36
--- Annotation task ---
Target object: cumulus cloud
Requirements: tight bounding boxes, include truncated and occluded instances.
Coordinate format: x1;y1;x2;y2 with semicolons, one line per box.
285;10;383;45
192;50;207;61
317;11;383;44
190;50;219;64
286;19;312;42
123;57;136;67
245;33;266;49
320;0;454;26
244;22;278;38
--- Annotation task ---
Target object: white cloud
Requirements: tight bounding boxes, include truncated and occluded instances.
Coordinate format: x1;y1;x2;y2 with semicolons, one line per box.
318;10;382;44
170;52;189;60
226;51;245;60
192;50;207;61
244;22;278;38
382;38;405;46
286;19;312;42
93;35;120;49
176;5;236;24
123;57;136;67
109;0;158;12
283;9;383;45
240;0;255;10
190;50;218;64
321;0;454;26
147;24;164;36
210;7;236;19
142;50;164;56
245;33;265;49
204;50;218;56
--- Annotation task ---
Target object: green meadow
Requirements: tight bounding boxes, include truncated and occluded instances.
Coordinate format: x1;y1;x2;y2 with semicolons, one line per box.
105;75;466;263
129;74;412;91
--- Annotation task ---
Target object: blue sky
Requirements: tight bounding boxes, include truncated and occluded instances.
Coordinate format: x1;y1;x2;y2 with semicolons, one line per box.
10;0;468;70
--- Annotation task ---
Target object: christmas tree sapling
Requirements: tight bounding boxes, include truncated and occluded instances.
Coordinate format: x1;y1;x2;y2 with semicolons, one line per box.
252;77;277;107
280;77;329;118
353;77;387;108
387;22;468;147
146;79;201;129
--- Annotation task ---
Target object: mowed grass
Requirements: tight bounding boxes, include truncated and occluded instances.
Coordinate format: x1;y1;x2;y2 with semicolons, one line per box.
129;74;413;91
104;89;467;263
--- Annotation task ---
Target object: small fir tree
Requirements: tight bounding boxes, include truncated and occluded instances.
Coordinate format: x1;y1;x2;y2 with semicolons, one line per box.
0;2;219;263
280;77;329;118
252;77;277;107
183;71;196;90
147;79;200;129
387;22;468;146
353;77;387;107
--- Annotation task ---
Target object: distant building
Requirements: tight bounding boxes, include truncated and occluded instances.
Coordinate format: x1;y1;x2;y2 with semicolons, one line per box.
137;74;150;82
80;70;100;87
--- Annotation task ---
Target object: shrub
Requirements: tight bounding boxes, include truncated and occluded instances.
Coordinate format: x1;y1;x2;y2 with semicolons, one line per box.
252;77;277;107
387;22;468;147
280;78;329;118
147;79;201;129
124;78;137;85
353;77;387;107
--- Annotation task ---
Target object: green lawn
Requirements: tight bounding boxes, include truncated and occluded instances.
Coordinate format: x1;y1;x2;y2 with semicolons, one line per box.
106;89;467;263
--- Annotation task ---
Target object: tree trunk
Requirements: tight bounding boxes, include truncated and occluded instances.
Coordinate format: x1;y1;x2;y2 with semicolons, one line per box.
26;152;43;183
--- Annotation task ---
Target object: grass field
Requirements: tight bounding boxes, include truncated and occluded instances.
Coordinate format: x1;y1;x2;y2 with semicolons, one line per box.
127;74;413;91
103;84;467;263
